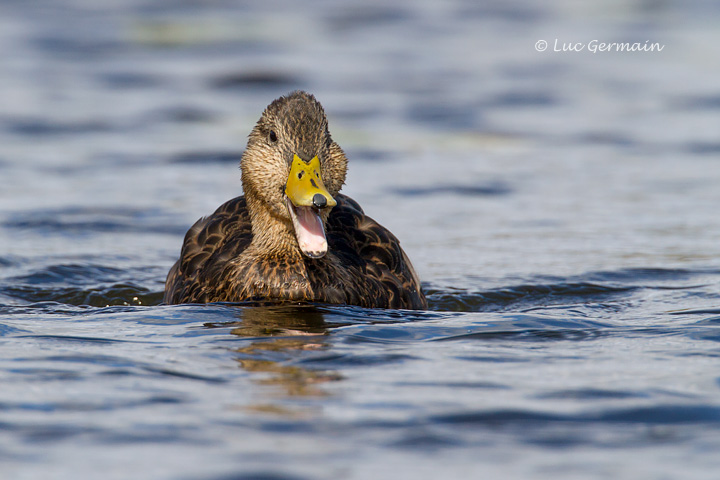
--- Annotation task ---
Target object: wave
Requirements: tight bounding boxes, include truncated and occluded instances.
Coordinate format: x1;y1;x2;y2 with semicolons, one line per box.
426;267;720;313
1;265;717;318
0;263;164;308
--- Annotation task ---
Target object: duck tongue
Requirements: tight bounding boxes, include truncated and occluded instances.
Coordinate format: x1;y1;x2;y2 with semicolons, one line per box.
291;205;328;258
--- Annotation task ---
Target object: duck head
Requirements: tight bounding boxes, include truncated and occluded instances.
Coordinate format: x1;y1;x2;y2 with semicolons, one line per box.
240;91;348;258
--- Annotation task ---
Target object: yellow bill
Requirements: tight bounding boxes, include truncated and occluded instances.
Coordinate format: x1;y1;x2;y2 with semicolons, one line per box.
284;154;336;258
285;155;337;209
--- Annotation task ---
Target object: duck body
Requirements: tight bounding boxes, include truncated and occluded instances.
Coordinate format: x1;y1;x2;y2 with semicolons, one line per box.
163;91;427;310
164;193;426;309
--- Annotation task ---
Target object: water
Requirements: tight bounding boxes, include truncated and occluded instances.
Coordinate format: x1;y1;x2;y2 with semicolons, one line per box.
2;1;720;479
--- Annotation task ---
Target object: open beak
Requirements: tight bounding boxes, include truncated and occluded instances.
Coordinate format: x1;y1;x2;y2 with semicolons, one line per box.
284;154;336;258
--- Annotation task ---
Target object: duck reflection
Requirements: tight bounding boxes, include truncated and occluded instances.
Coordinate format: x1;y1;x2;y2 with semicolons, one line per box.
226;304;343;402
229;303;329;337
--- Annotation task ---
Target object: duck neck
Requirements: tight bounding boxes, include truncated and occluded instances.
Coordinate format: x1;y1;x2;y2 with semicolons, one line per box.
245;193;303;260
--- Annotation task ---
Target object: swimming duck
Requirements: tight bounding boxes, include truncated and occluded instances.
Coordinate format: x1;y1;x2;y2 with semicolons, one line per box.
164;91;427;310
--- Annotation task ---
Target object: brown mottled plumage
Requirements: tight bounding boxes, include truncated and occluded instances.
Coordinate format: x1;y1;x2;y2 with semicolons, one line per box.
164;91;427;310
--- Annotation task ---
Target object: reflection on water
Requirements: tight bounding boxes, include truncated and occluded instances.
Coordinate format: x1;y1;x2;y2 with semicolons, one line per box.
223;305;342;403
226;304;330;337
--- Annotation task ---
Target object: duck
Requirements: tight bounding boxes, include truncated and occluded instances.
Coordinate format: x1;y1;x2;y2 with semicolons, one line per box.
163;91;427;310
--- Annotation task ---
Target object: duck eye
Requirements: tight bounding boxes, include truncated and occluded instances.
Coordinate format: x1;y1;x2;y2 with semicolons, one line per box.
268;130;278;143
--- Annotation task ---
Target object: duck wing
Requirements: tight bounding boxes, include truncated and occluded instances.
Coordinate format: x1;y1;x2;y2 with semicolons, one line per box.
164;196;252;304
326;194;427;310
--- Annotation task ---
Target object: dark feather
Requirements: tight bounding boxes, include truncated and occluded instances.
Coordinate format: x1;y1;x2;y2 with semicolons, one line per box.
164;194;427;309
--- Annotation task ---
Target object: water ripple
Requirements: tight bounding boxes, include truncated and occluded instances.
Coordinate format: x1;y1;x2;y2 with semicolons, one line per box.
427;268;718;313
0;263;165;307
3;207;186;236
426;281;634;312
1;283;162;307
430;405;720;426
